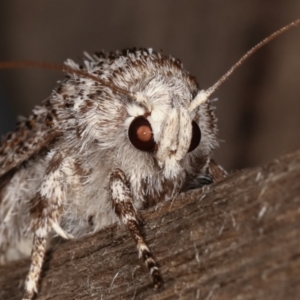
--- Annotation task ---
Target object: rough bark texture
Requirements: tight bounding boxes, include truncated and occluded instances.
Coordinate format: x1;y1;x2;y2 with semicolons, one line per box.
1;149;300;300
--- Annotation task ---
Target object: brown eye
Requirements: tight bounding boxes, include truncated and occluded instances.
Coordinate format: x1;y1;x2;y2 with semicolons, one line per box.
188;121;201;152
129;116;156;151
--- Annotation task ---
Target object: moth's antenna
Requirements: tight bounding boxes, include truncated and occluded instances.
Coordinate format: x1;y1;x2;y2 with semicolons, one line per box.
0;60;130;96
189;19;300;112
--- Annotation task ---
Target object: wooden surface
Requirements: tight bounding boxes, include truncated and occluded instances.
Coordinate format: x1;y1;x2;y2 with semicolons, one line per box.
1;149;300;300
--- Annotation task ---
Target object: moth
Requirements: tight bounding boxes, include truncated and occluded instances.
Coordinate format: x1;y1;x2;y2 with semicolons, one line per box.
0;20;298;300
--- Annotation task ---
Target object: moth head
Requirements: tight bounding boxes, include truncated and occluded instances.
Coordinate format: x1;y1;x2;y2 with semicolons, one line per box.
127;107;202;179
124;75;213;179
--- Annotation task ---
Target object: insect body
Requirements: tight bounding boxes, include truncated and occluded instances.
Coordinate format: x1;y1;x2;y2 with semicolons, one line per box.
0;49;226;299
0;20;299;300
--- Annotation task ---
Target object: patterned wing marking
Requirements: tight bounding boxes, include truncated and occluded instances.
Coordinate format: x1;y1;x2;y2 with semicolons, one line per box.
0;106;60;178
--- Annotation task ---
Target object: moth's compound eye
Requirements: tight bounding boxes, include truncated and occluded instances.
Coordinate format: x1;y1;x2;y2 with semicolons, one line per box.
129;116;156;151
188;121;201;152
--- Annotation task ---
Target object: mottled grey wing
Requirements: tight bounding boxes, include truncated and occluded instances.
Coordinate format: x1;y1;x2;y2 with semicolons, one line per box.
0;106;60;178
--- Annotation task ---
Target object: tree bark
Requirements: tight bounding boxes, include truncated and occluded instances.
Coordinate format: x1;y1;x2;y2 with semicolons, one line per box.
1;150;300;300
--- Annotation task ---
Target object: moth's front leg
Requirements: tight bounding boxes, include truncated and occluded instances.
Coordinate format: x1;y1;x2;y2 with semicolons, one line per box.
23;152;73;300
109;168;163;289
208;158;227;183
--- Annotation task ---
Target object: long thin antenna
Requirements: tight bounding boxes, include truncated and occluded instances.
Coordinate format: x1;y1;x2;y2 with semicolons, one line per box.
189;19;300;112
0;61;129;96
207;19;300;96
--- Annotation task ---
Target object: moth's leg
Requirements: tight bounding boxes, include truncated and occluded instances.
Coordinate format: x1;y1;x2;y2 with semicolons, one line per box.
23;152;72;300
109;168;163;289
208;158;227;183
182;158;227;191
23;235;46;300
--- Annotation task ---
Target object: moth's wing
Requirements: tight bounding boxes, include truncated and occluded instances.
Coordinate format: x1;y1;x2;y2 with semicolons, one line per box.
208;158;227;182
0;105;61;178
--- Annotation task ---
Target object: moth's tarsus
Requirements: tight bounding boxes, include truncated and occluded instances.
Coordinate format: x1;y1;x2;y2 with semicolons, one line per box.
153;270;164;289
0;19;298;300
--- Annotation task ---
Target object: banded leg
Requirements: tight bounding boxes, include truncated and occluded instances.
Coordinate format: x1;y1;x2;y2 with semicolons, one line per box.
109;169;163;288
23;152;72;300
23;236;46;300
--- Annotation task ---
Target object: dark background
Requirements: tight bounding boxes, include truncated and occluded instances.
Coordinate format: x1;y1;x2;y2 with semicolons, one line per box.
0;0;299;171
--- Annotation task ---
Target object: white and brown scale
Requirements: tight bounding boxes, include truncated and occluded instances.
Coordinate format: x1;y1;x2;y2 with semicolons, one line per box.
0;48;226;299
